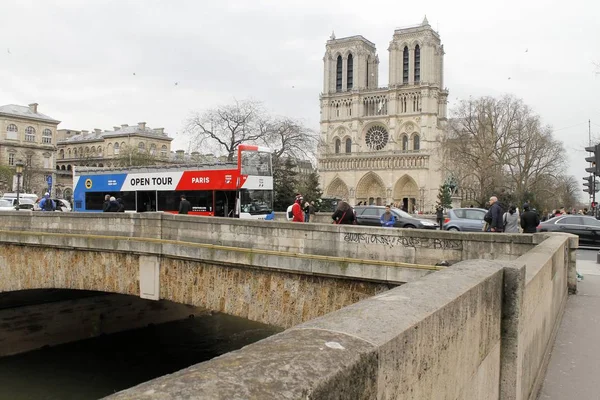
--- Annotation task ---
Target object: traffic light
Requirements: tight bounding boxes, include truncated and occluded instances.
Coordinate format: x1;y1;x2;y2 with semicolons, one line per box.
585;144;600;175
583;176;599;193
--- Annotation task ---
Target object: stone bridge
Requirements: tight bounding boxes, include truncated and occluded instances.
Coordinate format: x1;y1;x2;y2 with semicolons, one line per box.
0;212;578;399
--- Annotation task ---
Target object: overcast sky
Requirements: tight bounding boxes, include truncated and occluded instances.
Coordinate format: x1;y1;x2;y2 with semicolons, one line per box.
2;0;599;196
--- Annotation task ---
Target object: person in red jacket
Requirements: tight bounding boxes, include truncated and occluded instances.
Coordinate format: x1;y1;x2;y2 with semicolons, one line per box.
292;194;304;222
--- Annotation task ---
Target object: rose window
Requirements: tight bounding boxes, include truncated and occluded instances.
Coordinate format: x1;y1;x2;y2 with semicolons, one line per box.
365;126;389;150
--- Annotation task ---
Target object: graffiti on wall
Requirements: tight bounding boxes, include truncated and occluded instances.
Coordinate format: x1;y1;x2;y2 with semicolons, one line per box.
342;233;462;250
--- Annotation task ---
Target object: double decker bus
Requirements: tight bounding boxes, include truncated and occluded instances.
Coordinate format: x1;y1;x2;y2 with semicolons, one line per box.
72;145;274;219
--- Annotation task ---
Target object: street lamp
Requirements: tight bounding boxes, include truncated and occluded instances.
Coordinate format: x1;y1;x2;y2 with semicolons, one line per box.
15;160;24;211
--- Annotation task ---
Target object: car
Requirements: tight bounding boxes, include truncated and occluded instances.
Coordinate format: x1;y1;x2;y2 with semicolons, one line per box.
0;198;34;211
442;208;488;232
537;215;600;247
354;205;438;229
34;198;72;212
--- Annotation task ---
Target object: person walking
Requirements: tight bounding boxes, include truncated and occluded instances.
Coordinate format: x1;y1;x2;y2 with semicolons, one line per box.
520;203;540;233
39;193;56;212
291;194;304;222
331;200;356;225
107;196;120;212
303;201;311;223
503;206;519;233
380;205;396;227
178;195;191;214
435;205;444;230
484;196;504;232
116;198;126;212
309;201;316;222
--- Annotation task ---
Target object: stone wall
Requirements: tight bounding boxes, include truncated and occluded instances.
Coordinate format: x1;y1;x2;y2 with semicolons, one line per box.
107;232;576;400
0;211;537;266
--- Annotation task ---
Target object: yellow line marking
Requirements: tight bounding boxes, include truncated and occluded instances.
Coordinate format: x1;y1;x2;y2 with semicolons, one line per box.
0;230;443;271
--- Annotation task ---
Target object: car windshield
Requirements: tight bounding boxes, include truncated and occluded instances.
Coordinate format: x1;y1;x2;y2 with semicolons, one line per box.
0;199;12;207
392;208;412;218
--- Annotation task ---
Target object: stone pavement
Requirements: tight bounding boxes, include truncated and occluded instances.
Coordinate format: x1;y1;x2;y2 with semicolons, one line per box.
539;251;600;400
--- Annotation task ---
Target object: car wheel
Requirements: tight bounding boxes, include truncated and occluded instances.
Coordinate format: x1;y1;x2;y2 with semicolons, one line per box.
448;227;459;231
404;224;416;229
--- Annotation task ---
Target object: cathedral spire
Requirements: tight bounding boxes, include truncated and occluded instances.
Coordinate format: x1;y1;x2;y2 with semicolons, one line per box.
422;15;429;26
330;30;336;40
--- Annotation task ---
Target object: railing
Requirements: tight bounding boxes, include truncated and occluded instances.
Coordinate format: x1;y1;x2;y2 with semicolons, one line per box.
318;153;429;171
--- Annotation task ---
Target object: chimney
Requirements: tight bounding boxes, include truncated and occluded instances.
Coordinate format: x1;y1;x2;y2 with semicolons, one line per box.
28;103;38;113
94;128;101;134
138;122;146;130
121;124;128;129
153;128;164;135
81;130;89;134
176;150;184;160
113;126;120;131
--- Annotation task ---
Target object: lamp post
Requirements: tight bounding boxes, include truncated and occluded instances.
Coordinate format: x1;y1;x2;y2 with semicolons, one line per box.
15;160;24;211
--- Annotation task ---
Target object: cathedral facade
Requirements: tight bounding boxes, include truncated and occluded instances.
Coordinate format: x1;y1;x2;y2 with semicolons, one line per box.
318;18;448;212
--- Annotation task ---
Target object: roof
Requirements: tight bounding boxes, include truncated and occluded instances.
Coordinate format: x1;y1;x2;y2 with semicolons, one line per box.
58;124;174;144
74;161;237;175
0;104;61;124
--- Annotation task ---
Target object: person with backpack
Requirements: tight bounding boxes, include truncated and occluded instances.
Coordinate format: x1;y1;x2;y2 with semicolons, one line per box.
520;203;540;233
331;200;356;225
291;194;304;222
39;193;56;212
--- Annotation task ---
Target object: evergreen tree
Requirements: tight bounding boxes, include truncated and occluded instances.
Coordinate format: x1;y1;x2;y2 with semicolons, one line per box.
437;184;452;209
297;171;322;205
273;157;298;211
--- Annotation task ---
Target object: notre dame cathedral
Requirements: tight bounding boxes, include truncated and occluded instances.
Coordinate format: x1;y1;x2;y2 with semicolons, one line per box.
318;17;448;212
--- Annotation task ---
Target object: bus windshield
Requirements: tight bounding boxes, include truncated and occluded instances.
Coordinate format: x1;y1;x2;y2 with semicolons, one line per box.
241;150;272;176
240;189;273;215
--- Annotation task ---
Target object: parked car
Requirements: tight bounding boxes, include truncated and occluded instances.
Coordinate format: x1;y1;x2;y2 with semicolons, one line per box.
442;208;487;231
354;205;438;229
0;198;34;211
537;215;600;247
34;198;72;212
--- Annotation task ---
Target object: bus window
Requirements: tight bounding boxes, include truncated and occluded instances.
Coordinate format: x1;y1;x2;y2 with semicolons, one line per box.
157;191;212;213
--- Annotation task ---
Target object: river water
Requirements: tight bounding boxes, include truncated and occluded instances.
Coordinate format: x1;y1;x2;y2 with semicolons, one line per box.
0;313;281;400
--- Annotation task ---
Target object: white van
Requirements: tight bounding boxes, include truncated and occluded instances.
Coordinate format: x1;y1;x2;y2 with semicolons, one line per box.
1;193;39;202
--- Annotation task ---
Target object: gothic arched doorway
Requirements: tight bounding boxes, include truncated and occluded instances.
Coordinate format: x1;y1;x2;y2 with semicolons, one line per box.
325;177;350;200
356;172;386;205
393;175;419;212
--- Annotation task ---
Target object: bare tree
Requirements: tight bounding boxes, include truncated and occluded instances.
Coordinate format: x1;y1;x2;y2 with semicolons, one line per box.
261;117;319;161
442;95;570;207
185;99;266;161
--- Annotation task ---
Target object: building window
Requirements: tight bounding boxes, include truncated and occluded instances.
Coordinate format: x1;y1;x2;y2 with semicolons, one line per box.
345;138;352;153
365;126;389;151
150;144;156;155
114;142;120;155
402;135;409;151
138;142;145;151
42;128;52;144
414;45;420;82
403;46;409;84
59;149;64;159
161;145;168;157
26;155;33;166
8;153;14;166
336;55;343;92
413;134;420;151
6;124;18;140
335;139;341;154
25;126;36;142
347;54;353;90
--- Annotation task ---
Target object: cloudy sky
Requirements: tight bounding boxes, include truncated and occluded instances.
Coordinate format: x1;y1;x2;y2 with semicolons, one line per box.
2;0;599;194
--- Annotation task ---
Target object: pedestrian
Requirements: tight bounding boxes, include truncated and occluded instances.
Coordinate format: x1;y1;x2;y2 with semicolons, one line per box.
303;201;310;223
380;205;396;227
102;194;111;212
435;205;444;230
116;198;126;212
179;194;191;214
309;201;316;221
39;193;56;212
520;203;540;233
331;200;356;224
484;196;504;232
106;196;120;212
291;194;304;222
503;206;519;233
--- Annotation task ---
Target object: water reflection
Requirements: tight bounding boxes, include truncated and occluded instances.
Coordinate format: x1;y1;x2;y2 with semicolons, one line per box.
0;313;281;400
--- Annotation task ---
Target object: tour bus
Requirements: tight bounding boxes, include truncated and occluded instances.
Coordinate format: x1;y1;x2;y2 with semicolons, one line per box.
72;145;274;219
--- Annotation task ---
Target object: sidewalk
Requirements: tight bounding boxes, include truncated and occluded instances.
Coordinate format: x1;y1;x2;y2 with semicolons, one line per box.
538;256;600;399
